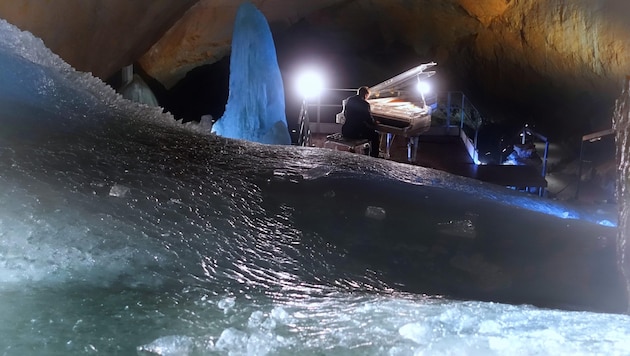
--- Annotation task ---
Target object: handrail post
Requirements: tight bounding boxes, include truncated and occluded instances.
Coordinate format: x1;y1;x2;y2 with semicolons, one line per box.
316;95;321;134
446;91;452;129
541;141;549;178
476;109;482;162
575;139;584;200
540;141;549;197
297;98;311;146
460;93;465;130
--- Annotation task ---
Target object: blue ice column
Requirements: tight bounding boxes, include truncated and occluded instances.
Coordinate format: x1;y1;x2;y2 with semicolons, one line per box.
211;2;291;145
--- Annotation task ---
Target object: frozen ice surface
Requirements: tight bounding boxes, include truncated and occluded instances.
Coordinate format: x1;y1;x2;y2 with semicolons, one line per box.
108;183;130;197
137;335;196;356
365;205;387;220
0;16;629;356
211;2;292;145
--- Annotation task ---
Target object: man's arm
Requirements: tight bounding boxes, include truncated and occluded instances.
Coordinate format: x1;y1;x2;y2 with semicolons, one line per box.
362;101;378;129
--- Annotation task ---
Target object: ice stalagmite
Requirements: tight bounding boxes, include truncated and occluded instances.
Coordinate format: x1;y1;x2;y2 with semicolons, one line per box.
613;76;630;311
120;74;159;107
211;2;291;145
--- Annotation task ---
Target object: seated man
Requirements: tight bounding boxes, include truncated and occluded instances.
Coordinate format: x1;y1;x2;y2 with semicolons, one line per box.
341;86;380;157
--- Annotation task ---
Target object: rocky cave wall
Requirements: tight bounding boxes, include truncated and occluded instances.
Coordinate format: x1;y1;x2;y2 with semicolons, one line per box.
260;0;630;138
137;0;348;89
0;0;197;79
471;0;630;137
1;0;629;140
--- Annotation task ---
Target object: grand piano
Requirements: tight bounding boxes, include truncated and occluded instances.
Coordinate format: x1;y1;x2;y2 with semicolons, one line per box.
367;62;436;161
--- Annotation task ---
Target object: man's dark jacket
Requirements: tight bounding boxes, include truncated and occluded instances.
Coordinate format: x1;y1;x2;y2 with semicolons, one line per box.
341;95;375;138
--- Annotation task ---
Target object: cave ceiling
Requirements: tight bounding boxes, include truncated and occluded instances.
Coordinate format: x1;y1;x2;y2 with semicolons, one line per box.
1;0;629;138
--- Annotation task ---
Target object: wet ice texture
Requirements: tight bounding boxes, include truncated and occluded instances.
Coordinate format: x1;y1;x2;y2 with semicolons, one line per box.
136;295;630;355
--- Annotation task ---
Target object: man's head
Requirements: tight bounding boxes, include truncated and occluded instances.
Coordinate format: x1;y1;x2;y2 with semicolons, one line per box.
357;86;370;99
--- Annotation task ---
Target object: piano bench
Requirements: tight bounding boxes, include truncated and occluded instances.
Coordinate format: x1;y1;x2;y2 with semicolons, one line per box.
323;133;371;155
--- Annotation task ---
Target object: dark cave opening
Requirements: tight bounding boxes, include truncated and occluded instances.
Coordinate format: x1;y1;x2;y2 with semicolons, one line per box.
164;57;231;124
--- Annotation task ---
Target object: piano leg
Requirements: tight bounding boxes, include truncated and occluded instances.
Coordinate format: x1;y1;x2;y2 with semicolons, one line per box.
384;133;395;159
407;136;419;162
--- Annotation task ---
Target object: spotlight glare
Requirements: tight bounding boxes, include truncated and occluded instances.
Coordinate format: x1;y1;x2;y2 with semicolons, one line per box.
417;81;430;95
296;70;324;98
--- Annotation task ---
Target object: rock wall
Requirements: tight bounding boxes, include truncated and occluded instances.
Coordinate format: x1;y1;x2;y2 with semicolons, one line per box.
0;0;197;79
471;0;630;135
138;0;348;88
614;76;630;312
277;0;630;137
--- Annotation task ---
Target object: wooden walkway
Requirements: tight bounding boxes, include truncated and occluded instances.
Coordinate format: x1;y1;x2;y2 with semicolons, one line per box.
310;130;547;190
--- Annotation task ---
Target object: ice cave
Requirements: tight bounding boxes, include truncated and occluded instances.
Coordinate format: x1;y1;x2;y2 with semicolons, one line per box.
0;1;629;355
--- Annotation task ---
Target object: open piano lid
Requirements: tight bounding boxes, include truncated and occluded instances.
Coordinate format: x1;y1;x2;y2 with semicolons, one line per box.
368;62;436;99
367;62;436;123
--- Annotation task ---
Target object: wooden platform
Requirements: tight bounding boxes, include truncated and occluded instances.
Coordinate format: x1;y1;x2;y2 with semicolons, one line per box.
310;131;547;189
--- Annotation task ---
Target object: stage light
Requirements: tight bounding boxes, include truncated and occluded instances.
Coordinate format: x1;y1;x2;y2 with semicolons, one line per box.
417;81;430;95
296;69;324;98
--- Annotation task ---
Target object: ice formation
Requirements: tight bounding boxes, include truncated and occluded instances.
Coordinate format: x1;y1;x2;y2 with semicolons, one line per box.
211;2;291;145
120;73;159;107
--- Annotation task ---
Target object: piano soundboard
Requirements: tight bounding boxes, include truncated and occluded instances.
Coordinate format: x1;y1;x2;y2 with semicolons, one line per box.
369;97;431;137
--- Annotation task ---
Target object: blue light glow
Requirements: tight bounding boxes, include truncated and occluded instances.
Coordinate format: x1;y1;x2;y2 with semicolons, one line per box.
211;2;291;145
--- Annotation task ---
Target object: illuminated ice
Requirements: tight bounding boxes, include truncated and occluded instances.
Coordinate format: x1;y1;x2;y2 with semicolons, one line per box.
0;15;629;356
211;2;291;145
120;74;159;107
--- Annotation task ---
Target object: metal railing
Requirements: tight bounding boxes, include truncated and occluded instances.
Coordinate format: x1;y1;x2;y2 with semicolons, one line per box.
296;89;484;144
431;91;483;163
575;128;615;199
296;99;311;146
295;88;356;145
520;126;550;197
296;90;486;164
